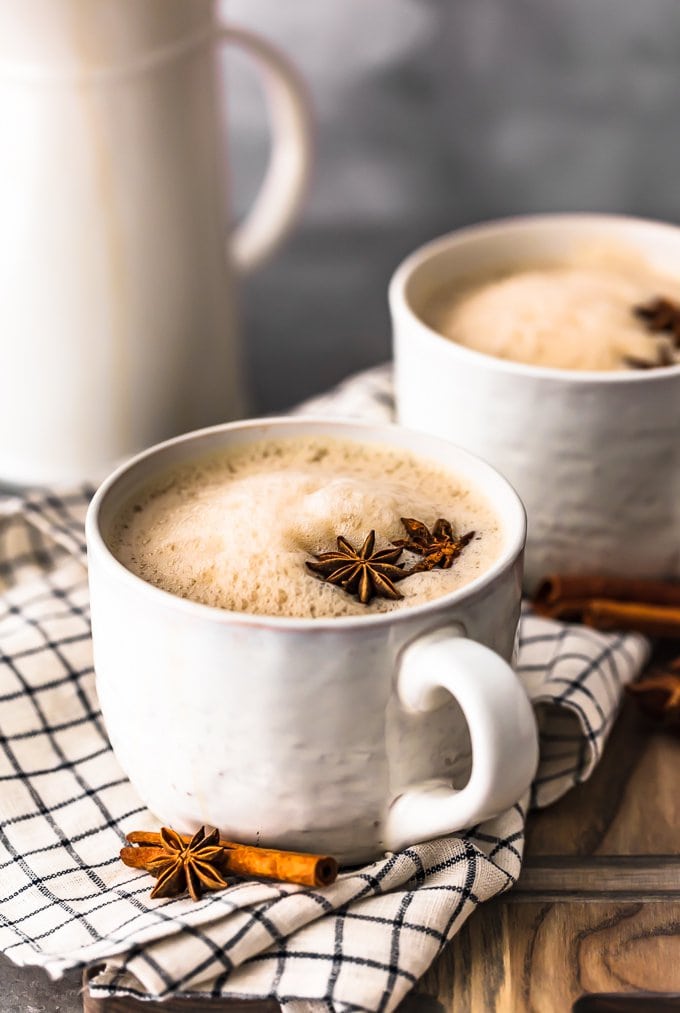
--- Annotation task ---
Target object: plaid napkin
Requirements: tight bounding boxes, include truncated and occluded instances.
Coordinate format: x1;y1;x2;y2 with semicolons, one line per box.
0;366;649;1012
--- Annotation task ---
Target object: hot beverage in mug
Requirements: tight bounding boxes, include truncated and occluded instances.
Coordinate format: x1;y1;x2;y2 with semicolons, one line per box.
391;214;680;589
424;245;680;372
87;419;537;863
109;435;503;618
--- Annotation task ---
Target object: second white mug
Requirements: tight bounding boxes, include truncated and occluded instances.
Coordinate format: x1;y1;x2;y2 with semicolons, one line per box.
390;213;680;590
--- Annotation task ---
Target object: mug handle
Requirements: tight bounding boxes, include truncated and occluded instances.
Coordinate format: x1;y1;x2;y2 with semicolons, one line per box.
216;25;312;274
384;626;539;853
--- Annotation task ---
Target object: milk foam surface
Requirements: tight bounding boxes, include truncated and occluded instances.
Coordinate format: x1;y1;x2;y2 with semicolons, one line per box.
427;248;680;371
110;436;503;618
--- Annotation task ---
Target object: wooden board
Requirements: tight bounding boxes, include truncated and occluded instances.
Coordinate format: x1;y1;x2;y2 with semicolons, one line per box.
83;985;277;1013
84;699;680;1013
412;699;680;1012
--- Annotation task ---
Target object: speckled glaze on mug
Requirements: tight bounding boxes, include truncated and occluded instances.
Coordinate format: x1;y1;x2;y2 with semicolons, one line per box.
86;417;537;865
390;213;680;590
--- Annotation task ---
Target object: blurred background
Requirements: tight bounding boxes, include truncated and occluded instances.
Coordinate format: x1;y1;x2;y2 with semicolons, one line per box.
223;0;680;412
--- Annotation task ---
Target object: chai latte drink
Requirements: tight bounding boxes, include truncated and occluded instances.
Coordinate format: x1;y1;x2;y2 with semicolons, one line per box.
424;246;680;372
109;435;503;618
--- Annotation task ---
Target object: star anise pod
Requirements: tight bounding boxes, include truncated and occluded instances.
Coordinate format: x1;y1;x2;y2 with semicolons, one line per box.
622;346;676;370
626;658;680;729
393;517;475;572
634;297;680;346
144;826;230;901
306;531;406;604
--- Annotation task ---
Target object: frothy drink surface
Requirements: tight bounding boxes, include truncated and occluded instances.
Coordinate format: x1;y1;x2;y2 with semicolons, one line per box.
110;436;503;618
426;246;680;371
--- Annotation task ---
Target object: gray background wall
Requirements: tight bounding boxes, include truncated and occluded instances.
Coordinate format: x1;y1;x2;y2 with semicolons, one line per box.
221;0;680;413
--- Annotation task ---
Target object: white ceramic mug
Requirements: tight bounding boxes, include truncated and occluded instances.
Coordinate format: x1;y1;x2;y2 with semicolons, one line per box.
390;213;680;590
86;417;538;865
0;0;312;486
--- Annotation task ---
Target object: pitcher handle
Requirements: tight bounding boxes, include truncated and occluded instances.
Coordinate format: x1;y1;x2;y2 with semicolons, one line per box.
384;626;538;853
217;25;312;274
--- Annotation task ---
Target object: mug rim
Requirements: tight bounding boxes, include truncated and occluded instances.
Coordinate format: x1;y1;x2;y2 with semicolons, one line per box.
86;416;526;631
389;211;680;385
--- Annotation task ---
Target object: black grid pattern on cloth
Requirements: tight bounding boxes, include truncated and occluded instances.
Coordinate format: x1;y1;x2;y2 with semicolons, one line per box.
0;368;650;1012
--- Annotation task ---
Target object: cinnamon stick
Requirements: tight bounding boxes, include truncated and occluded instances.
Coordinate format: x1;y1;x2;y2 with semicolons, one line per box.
120;844;165;869
124;830;338;887
626;666;680;726
583;599;680;638
534;575;680;619
216;842;337;887
127;830;177;845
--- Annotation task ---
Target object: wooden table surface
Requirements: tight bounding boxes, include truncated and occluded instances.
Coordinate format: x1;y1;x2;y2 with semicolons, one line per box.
80;695;680;1013
411;696;680;1011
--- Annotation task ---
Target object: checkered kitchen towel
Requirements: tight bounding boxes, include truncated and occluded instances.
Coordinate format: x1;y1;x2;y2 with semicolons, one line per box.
0;365;650;1012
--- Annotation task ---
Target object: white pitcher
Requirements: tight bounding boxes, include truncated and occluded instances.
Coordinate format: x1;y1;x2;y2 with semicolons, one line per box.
0;0;312;485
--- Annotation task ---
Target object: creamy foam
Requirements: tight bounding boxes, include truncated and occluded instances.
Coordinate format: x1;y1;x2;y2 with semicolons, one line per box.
426;246;680;371
109;436;503;618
